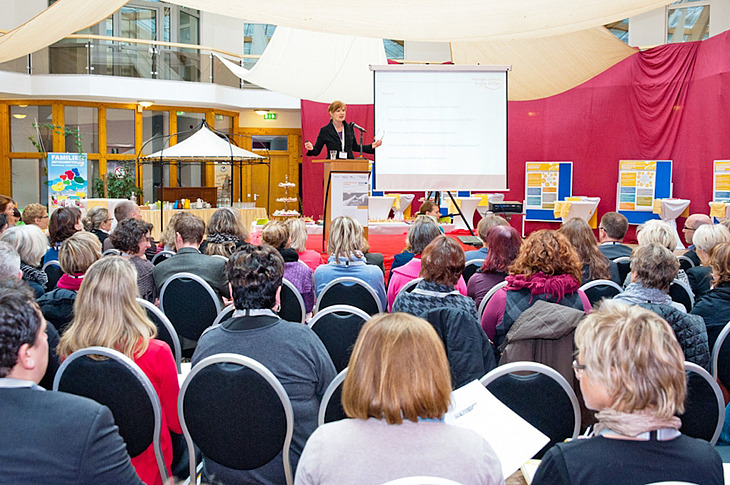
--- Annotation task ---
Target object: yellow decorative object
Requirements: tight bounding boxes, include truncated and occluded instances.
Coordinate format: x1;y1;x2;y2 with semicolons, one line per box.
566;196;581;201
476;194;491;206
588;210;598;229
553;201;571;219
653;199;663;214
710;201;727;219
391;194;401;210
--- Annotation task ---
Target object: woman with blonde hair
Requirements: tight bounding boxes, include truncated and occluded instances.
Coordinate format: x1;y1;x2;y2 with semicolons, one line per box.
559;218;620;284
1;224;49;296
691;241;730;349
313;215;386;309
533;302;722;484
686;223;730;298
285;218;323;270
58;257;181;485
159;211;193;251
295;312;503;485
262;221;315;313
82;206;112;246
199;207;248;257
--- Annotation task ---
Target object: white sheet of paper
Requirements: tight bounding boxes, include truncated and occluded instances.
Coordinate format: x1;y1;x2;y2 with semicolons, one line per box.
375;128;385;141
444;380;550;480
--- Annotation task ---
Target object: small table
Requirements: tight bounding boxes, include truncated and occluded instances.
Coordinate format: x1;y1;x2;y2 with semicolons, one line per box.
389;194;415;221
658;198;690;250
452;197;481;231
368;196;396;221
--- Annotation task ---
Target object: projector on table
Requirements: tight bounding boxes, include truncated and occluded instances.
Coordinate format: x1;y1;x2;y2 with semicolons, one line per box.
489;201;523;214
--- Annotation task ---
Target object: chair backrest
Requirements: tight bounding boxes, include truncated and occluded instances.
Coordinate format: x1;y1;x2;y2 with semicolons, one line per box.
381;477;464;485
614;256;631;284
480;361;581;458
308;305;371;373
711;320;730;389
137;298;182;373
160;272;222;341
392;277;423;310
212;304;236;328
279;278;306;324
53;346;167;483
478;280;509;320
669;279;695;312
680;362;724;445
211;254;229;262
315;277;382;315
579;279;623;306
462;259;483;284
179;353;294;485
41;260;63;292
677;255;695;271
102;248;121;257
151;250;175;266
318;367;348;426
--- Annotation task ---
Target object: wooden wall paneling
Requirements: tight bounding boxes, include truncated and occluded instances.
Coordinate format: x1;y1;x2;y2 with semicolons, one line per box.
135;108;144;193
98;106;107;178
204;112;215;186
53;103;65;153
168;110;178;187
0;104;10;195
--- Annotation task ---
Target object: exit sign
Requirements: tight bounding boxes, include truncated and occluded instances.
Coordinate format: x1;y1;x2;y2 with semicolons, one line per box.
264;112;277;120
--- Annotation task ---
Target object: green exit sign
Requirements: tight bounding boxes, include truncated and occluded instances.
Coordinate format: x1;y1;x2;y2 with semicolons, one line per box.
264;112;277;120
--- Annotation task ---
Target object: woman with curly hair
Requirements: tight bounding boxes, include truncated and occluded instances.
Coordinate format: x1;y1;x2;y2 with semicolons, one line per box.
481;229;591;345
110;218;156;302
559;217;620;284
198;207;249;257
467;225;522;307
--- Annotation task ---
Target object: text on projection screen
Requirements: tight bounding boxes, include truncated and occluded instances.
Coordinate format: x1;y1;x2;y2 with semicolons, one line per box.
373;68;507;192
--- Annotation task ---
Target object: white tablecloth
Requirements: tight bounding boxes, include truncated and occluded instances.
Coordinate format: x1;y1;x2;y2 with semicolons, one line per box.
562;197;600;224
660;199;690;250
452;197;481;231
368;196;396;220
390;194;415;221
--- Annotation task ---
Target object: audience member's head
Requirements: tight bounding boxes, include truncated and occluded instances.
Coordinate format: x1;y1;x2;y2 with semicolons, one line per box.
174;214;205;249
204;207;247;257
476;215;509;245
49;206;82;247
417;200;441;220
21;203;48;231
720;218;730;234
630;243;678;291
481;225;522;274
0;213;8;235
59;257;156;360
82;206;112;233
110;218;153;257
710;243;730;287
0;195;16;226
286;218;310;253
1;225;48;267
559;217;610;280
59;231;102;275
227;244;284;311
328;216;364;262
113;200;141;223
683;213;713;246
692;223;730;265
159;211;193;250
261;221;289;251
637;219;676;251
575;301;685;418
599;212;629;242
0;241;21;279
342;312;451;424
407;214;441;255
0;279;46;382
509;229;582;282
419;235;465;287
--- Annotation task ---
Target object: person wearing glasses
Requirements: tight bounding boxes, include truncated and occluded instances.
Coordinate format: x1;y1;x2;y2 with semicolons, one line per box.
83;206;113;246
533;302;722;485
596;212;632;260
21;203;49;232
682;213;712;266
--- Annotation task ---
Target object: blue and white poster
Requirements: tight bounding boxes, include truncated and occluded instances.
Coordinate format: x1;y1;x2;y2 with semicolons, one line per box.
48;152;88;210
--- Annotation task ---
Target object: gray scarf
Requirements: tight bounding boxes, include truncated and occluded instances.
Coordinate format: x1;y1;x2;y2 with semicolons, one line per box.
614;282;673;306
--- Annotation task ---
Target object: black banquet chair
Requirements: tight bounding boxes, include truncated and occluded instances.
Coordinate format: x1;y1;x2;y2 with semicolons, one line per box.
712;320;730;390
278;278;306;324
137;297;182;373
462;259;483;284
677;255;695;272
308;305;371;373
477;280;509;321
318;367;348;426
178;353;294;485
669;278;695;312
160;272;222;343
480;361;581;458
53;346;168;484
151;250;175;266
579;279;623;306
42;260;63;292
680;362;724;445
315;277;382;316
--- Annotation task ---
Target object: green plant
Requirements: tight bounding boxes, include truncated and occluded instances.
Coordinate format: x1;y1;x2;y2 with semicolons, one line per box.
92;161;142;199
28;123;83;179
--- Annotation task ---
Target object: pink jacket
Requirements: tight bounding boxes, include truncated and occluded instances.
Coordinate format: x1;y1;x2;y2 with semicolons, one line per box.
387;258;468;312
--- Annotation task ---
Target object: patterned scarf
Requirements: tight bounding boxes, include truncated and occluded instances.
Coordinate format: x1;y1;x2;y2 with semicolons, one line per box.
207;233;239;244
21;262;48;287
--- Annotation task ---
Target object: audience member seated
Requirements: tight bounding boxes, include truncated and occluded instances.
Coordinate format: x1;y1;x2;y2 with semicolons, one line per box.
192;244;336;484
464;214;509;263
314;216;386;310
0;195;17;226
559;217;620;284
388;215;440;284
691;242;730;350
0;279;143;484
1;225;49;297
686;223;730;299
111;218;157;303
158;211;191;252
467;225;522;308
104;201;157;260
83;206;112;246
152;214;229;299
417;200;442;220
21;203;49;232
199;207;249;257
482;230;591;345
389;240;415;277
628;219;690;288
387;215;467;311
361;237;385;274
612;243;709;369
286;218;324;271
59;257;181;485
38;231;101;334
0;213;8;235
683;213;713;266
44;206;82;264
262;221;315;313
393;235;477;318
597;211;633;260
533;302;722;485
295;312;503;485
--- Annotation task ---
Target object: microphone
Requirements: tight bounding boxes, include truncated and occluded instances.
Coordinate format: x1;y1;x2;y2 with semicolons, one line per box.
350;122;367;133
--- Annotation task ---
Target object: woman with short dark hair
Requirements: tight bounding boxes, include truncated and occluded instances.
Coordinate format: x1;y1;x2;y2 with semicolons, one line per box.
110;218;156;302
468;225;522;307
44;206;82;264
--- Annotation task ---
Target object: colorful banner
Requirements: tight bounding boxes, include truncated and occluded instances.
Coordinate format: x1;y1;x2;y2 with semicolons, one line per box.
713;160;730;202
525;162;560;210
48;152;88;210
618;160;656;212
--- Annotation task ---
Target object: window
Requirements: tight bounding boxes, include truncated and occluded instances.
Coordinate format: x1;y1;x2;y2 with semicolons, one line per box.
10;105;53;153
667;0;709;43
64;106;98;154
106;109;135;155
606;19;629;44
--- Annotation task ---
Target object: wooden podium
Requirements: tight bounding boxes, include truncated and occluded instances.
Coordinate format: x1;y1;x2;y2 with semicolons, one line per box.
313;159;370;248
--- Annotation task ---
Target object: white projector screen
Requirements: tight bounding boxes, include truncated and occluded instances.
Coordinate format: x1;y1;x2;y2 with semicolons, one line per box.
372;65;509;192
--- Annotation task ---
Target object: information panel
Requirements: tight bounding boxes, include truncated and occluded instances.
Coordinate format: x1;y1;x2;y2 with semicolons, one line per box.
616;160;672;224
714;160;730;202
524;161;573;222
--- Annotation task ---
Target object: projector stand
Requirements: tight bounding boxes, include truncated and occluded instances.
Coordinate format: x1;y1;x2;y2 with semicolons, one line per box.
445;191;476;237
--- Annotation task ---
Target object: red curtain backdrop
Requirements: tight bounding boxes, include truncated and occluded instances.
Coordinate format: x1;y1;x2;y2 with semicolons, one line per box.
301;32;730;242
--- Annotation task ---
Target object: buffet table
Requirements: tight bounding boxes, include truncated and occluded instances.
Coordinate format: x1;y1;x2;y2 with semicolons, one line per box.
141;207;267;240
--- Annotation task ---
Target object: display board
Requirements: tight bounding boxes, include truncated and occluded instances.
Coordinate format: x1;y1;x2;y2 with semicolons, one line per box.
713;160;730;202
48;152;88;210
616;160;672;224
371;64;509;191
524;161;573;222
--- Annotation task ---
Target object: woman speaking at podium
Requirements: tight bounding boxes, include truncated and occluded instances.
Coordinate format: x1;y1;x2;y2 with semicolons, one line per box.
304;101;382;159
